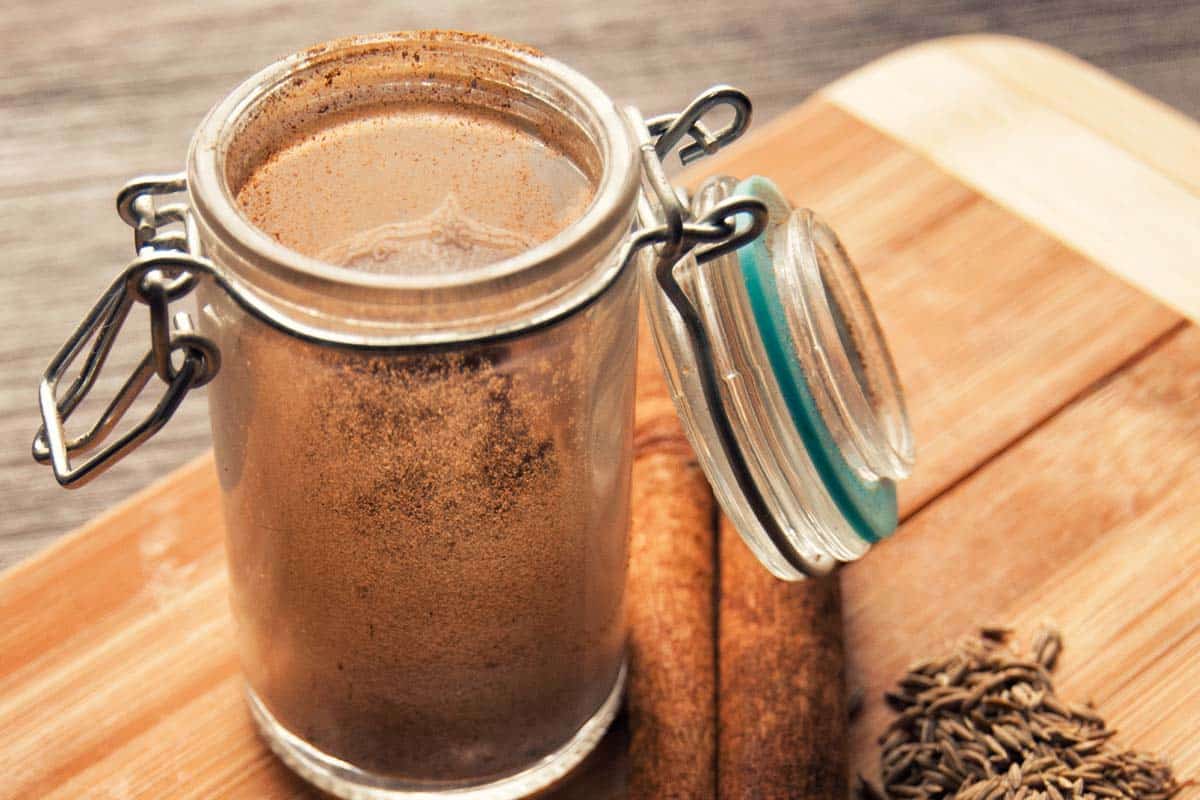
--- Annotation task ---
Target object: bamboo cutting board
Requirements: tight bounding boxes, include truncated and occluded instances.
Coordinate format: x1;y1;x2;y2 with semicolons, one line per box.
3;36;1198;798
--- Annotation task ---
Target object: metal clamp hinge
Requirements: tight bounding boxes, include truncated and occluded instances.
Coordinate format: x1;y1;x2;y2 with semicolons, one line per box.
622;90;828;578
32;175;220;487
620;85;768;271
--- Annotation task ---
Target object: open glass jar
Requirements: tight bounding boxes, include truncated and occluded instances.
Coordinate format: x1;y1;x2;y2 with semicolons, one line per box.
33;31;913;800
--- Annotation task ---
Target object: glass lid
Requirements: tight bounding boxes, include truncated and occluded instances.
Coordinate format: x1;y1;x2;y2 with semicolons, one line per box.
641;174;914;581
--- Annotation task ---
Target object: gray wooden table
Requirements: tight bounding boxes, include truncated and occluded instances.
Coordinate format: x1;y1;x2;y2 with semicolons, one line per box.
3;0;1198;569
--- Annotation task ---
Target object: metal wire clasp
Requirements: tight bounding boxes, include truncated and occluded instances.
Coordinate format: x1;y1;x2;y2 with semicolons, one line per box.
621;86;768;268
32;176;219;487
622;90;829;579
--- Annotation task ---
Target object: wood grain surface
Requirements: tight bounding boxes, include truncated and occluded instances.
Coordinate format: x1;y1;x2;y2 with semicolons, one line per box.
4;0;1200;568
843;323;1200;784
826;37;1200;322
3;35;1198;798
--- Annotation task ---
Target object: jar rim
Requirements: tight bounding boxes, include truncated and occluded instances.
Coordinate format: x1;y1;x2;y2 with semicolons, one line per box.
186;31;639;343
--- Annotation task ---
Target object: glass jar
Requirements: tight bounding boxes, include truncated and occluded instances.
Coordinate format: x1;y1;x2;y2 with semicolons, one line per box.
33;30;913;800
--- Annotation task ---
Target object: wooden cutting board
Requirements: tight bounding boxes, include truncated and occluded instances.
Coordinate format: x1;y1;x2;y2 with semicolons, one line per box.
3;35;1198;798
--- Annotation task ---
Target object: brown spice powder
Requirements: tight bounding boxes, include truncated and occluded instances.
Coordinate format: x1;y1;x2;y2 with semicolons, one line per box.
208;301;632;782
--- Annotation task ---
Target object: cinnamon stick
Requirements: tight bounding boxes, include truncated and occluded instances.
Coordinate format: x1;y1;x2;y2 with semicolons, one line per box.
626;324;718;800
718;515;849;800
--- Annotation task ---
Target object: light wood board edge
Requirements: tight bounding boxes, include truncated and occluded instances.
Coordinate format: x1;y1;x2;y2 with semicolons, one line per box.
822;34;1200;326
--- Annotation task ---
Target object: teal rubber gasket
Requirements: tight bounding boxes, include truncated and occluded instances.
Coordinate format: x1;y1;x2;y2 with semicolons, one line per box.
735;176;897;543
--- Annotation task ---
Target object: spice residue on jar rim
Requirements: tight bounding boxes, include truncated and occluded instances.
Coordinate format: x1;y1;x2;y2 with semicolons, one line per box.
224;32;600;281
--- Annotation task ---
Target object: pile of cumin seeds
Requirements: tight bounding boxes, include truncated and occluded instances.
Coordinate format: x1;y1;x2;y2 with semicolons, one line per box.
859;627;1186;800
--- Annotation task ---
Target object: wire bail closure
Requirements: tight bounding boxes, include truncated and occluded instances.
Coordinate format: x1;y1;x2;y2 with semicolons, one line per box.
32;86;770;490
621;86;767;267
32;177;219;487
623;93;834;579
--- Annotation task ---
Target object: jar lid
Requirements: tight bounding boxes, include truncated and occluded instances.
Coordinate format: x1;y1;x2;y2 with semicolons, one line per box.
641;175;914;580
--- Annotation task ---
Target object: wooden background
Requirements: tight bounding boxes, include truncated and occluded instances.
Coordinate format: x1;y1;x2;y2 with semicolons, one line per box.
2;0;1199;566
